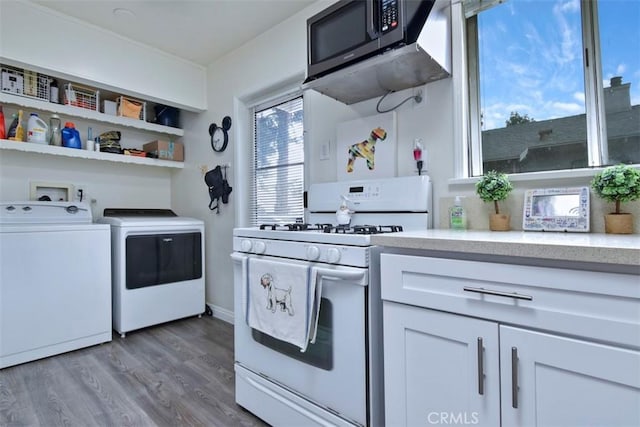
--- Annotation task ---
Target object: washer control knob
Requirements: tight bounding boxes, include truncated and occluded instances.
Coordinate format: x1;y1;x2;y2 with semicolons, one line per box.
306;246;320;261
327;248;341;264
253;241;267;254
6;205;15;211
240;239;253;252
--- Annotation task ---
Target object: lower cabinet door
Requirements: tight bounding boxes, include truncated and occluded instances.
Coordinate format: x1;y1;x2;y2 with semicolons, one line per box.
500;325;640;427
383;301;501;427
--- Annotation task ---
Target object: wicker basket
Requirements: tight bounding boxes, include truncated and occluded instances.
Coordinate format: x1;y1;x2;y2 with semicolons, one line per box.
63;83;100;111
1;65;51;102
117;96;146;121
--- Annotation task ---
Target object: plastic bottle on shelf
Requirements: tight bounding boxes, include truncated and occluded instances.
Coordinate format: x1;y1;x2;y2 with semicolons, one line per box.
7;113;18;140
449;196;467;230
49;114;62;146
26;113;48;144
50;79;59;103
0;106;5;140
14;110;25;142
61;122;82;149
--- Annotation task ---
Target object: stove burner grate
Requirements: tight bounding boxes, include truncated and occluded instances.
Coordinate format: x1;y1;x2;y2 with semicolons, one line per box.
257;223;404;235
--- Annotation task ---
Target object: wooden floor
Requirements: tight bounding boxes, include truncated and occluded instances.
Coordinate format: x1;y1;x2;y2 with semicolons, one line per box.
0;316;269;427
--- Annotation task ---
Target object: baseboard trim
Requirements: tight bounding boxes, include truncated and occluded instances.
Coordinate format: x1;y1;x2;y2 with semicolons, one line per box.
206;303;234;325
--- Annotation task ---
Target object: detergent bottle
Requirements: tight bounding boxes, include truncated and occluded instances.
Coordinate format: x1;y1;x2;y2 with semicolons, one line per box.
26;113;48;144
7;113;18;140
14;110;25;141
61;122;82;149
0;106;5;140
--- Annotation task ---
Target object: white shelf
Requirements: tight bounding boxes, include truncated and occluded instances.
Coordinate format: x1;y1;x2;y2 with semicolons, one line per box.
0;139;184;169
0;92;184;137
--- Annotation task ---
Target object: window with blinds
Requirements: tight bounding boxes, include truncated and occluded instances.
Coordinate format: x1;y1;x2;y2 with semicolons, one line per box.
251;95;304;226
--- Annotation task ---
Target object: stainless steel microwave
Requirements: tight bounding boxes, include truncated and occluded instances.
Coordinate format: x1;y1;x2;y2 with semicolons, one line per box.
305;0;435;81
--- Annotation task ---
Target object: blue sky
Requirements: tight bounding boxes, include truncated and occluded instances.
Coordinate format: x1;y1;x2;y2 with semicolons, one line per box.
478;0;640;130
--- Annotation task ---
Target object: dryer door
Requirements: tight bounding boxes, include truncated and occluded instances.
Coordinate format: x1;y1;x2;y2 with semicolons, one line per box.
125;232;202;289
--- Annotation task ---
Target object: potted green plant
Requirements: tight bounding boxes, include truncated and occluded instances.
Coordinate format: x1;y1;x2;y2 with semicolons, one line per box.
591;164;640;234
475;170;514;231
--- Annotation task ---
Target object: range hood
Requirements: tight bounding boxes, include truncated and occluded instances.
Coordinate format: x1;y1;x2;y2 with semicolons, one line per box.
302;0;452;105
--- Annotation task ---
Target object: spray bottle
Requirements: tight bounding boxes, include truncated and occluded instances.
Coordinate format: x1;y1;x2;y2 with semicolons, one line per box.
413;138;424;176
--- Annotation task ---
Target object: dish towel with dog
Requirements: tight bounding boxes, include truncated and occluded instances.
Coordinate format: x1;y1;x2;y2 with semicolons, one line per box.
246;257;320;352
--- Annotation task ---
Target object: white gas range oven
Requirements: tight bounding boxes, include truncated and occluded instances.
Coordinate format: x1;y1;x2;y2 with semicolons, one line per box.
232;176;432;427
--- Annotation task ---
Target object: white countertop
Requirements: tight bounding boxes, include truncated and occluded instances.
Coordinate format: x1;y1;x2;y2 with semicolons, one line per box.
371;229;640;267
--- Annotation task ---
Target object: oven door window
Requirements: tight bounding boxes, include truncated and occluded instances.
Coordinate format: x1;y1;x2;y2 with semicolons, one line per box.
125;232;202;289
251;298;333;370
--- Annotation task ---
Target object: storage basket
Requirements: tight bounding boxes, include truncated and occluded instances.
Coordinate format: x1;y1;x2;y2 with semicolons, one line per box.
116;96;146;121
63;83;99;111
1;65;51;102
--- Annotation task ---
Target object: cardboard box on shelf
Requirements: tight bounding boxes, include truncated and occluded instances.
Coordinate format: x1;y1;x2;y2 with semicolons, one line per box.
143;140;184;162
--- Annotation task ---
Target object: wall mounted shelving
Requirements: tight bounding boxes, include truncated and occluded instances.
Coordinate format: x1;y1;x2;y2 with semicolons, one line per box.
0;93;184;137
0;139;184;169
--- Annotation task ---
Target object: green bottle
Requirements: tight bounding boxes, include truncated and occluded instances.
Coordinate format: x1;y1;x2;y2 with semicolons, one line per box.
449;196;467;230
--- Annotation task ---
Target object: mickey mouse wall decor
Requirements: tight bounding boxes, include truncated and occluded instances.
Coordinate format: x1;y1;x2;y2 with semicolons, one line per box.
209;116;232;153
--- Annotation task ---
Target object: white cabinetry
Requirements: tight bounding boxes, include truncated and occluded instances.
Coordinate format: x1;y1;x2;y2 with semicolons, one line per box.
500;326;640;427
383;304;500;426
381;254;640;427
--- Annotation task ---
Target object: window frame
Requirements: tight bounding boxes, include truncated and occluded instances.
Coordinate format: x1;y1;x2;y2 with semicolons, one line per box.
463;0;618;178
249;92;305;226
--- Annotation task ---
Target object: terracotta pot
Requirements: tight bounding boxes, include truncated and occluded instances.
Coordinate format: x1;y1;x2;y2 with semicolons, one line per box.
604;213;633;234
490;213;511;231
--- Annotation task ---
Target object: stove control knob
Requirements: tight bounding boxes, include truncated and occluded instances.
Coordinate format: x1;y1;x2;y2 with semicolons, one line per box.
240;239;253;252
327;248;341;264
306;245;320;261
253;241;267;254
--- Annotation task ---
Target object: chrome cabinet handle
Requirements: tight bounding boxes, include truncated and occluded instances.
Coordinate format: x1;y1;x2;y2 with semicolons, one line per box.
477;337;484;395
463;286;533;301
511;347;519;409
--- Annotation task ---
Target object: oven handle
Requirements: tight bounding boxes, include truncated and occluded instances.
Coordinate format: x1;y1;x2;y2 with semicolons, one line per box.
232;253;367;286
313;267;367;286
231;252;247;262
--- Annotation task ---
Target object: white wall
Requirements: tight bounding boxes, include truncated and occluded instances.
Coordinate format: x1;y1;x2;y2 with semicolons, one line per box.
0;0;207;111
0;1;195;229
171;1;341;321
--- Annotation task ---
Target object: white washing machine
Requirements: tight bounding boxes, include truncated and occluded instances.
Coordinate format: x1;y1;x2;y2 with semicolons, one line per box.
98;209;205;337
0;201;112;369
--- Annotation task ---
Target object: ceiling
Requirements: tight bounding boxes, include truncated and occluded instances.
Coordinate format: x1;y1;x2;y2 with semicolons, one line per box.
31;0;318;66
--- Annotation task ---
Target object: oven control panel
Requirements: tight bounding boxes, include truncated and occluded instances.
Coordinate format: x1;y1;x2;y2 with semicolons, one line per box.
308;175;431;213
234;237;369;268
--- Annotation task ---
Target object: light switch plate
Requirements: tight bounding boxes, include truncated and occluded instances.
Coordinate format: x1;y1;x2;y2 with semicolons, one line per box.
320;141;330;160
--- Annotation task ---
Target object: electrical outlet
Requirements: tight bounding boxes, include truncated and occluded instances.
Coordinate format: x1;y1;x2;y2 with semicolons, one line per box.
413;88;423;105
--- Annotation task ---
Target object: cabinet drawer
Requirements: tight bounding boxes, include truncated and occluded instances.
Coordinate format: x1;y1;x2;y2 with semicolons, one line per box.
380;254;640;349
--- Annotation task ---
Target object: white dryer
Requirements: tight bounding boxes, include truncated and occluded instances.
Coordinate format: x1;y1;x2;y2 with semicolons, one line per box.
98;209;205;337
0;201;112;369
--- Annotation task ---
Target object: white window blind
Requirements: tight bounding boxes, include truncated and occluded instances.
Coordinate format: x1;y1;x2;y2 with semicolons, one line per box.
250;95;304;226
